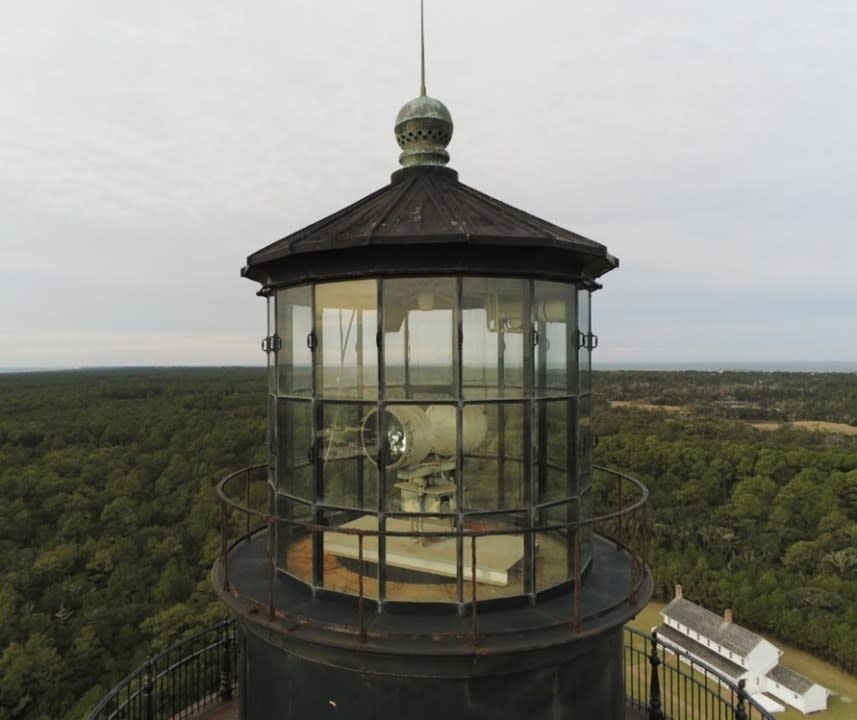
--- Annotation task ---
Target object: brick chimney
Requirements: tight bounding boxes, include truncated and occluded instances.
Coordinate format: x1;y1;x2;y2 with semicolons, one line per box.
675;584;683;599
724;608;733;624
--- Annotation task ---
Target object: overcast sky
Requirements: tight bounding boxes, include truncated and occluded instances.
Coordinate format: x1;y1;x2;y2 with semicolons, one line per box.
2;1;856;369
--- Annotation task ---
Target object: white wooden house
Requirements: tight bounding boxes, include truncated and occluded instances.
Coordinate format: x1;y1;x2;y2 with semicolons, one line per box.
656;586;829;714
765;664;829;715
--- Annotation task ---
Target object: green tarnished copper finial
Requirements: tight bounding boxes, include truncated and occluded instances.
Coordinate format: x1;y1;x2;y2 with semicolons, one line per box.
394;95;453;167
394;0;453;167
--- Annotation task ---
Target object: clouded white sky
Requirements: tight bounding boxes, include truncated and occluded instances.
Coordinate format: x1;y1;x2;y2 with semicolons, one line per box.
2;1;856;368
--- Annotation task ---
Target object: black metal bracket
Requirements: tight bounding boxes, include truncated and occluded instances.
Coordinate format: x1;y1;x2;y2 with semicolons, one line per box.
261;335;282;354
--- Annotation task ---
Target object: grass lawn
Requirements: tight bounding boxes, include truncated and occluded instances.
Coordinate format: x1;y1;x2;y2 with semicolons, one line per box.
626;601;857;719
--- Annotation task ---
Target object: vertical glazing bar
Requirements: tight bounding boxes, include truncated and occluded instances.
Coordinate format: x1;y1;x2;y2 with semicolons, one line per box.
571;526;581;631
358;532;366;642
403;310;411;394
523;280;535;599
496;311;506;507
376;279;386;606
267;517;275;620
455;278;464;608
471;535;479;645
311;402;324;591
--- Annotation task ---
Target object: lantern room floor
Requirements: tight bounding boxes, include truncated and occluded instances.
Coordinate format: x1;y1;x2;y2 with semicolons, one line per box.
215;527;651;653
284;524;572;602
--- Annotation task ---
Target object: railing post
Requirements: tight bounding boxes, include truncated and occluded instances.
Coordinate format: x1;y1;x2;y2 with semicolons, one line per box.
629;552;640;606
142;659;155;720
245;468;251;538
648;630;664;720
220;500;230;591
219;620;233;701
735;678;749;720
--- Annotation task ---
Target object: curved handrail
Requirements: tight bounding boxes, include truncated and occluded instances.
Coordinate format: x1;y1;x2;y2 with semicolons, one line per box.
215;463;650;638
624;625;775;720
216;463;648;537
85;619;236;720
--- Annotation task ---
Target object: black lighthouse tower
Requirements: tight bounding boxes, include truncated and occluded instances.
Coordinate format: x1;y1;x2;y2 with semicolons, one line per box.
213;75;652;719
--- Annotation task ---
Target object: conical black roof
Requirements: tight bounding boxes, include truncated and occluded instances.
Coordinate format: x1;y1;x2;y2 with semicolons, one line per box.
243;166;617;289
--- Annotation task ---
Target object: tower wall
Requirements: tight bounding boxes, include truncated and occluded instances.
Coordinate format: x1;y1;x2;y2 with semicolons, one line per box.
237;618;627;720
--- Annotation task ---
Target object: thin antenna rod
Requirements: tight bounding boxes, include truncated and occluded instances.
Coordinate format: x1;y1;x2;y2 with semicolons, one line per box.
420;0;426;96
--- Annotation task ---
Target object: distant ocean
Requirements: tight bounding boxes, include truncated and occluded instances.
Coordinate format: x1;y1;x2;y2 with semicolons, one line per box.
593;361;857;373
0;366;78;374
2;362;857;374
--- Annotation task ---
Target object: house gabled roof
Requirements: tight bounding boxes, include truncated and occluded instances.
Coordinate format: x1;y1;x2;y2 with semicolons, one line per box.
767;665;820;696
656;625;745;680
661;597;766;657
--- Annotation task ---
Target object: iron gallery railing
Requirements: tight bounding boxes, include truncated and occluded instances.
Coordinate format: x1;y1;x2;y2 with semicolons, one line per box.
86;621;774;720
624;626;775;720
84;619;237;720
217;463;651;639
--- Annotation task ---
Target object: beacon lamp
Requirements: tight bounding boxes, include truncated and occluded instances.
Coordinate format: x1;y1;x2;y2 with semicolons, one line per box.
360;405;487;514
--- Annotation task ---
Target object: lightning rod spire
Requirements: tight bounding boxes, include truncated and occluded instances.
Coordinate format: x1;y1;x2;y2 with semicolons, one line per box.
393;0;453;168
420;0;426;96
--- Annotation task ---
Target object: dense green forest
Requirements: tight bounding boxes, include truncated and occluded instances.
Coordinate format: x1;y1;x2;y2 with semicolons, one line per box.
594;371;857;672
0;369;266;719
1;368;856;718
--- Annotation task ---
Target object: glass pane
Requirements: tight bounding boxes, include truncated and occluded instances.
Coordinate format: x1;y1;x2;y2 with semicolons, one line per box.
383;278;457;400
462;277;527;399
580;488;593;568
463;512;527;601
276;285;313;396
277;399;313;499
318;508;379;598
276;495;313;584
578;394;592;482
319;402;377;510
536;500;577;591
463;403;526;511
267;394;277;469
316;280;378;400
536;400;575;502
533;281;576;396
578;288;591;394
382;514;459;603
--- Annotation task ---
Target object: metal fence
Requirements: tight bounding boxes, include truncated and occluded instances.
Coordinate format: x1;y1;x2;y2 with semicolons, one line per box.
217;463;651;642
84;619;236;720
86;620;778;720
624;626;775;720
